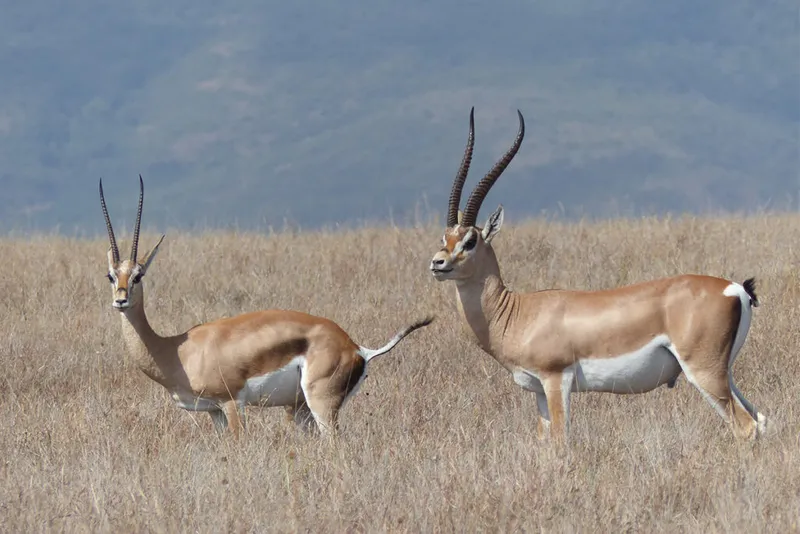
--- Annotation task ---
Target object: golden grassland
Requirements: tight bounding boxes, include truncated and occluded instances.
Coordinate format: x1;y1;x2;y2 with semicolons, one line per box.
1;214;799;532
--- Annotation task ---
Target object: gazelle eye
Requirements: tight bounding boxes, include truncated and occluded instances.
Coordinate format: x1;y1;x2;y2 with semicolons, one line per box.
463;235;478;251
106;274;114;283
131;273;143;284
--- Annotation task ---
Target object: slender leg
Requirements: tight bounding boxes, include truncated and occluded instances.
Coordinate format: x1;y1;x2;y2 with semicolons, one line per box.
678;361;759;440
304;394;342;438
221;399;245;439
285;402;318;434
535;392;550;441
543;375;567;444
301;378;343;439
209;410;228;434
729;377;768;436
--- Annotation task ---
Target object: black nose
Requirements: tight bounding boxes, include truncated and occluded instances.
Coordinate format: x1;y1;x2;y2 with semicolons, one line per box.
432;258;446;267
115;298;127;304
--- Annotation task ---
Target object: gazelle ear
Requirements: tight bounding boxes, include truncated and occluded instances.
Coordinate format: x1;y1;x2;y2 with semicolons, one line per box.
107;247;117;269
457;210;464;225
481;205;504;242
140;234;165;271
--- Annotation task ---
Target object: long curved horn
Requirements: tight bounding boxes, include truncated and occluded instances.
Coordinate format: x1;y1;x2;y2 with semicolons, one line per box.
130;174;144;263
99;179;120;264
447;107;475;227
461;110;525;228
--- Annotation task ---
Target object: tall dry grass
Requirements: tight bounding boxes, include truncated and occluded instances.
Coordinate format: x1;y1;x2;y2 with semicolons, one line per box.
1;215;799;532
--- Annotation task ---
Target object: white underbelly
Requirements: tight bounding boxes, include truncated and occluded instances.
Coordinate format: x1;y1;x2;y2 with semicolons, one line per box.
512;335;682;395
237;355;306;407
172;394;220;412
574;336;681;394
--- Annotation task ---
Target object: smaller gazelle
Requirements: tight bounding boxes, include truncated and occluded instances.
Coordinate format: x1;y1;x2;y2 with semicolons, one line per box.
100;176;433;438
430;108;767;441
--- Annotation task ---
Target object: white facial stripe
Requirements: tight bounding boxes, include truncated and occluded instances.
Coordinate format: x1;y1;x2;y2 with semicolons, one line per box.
453;230;475;256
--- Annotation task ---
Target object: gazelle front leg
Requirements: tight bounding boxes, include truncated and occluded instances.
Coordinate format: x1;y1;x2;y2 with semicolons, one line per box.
511;370;554;440
535;392;550;441
543;369;574;443
221;399;245;439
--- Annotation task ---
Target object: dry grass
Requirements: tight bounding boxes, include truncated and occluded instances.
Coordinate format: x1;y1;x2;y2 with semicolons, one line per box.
1;215;799;533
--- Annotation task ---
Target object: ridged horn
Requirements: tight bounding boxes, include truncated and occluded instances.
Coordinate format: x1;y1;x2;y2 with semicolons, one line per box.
447;107;475;227
99;179;120;264
130;175;144;263
461;110;525;228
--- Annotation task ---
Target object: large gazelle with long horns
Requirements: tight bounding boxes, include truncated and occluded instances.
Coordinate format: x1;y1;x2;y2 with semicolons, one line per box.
100;176;433;437
429;108;767;441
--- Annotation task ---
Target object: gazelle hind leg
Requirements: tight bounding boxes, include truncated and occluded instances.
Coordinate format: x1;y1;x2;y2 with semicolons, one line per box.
724;283;767;436
300;378;343;438
727;332;768;436
677;361;758;440
209;410;228;434
285;402;318;435
729;375;768;436
304;395;342;438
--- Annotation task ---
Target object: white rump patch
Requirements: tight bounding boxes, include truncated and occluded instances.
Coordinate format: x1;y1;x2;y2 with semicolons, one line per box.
238;355;306;407
723;282;745;299
573;334;682;394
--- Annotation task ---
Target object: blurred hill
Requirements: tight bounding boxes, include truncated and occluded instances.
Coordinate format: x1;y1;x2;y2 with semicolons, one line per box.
0;1;797;233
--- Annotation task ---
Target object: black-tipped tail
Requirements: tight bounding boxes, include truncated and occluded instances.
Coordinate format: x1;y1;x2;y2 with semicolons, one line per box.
742;277;759;308
402;316;435;335
360;316;435;362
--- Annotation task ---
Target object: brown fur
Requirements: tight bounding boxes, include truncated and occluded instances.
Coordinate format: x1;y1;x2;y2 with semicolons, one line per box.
108;250;427;439
432;221;765;442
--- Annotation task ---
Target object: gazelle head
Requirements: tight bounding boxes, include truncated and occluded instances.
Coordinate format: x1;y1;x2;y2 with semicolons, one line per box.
430;108;525;282
99;175;165;311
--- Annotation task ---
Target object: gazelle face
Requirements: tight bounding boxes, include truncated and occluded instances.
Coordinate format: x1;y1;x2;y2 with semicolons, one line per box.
99;174;164;312
107;256;146;310
105;237;163;311
430;206;504;282
430;226;482;281
433;108;521;282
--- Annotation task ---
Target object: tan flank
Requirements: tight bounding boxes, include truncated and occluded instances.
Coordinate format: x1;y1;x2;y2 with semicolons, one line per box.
99;176;433;438
430;108;766;442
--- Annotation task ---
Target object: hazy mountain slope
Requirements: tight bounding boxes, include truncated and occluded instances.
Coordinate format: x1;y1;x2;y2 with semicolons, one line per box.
0;1;797;233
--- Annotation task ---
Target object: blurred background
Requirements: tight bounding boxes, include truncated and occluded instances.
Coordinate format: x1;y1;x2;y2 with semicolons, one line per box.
0;1;797;233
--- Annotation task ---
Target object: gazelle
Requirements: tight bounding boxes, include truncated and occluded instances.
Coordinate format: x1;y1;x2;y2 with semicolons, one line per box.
429;108;767;441
100;176;433;438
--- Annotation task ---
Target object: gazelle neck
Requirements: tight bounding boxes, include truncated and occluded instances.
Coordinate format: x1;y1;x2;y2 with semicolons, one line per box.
118;290;181;389
453;246;518;358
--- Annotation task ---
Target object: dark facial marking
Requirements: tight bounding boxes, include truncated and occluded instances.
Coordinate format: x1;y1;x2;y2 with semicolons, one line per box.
463;233;478;251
